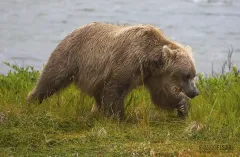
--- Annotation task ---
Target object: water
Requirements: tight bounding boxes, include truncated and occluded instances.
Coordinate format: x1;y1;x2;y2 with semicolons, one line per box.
1;0;240;74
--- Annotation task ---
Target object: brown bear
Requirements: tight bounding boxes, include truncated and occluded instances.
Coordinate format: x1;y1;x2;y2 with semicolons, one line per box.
27;22;199;119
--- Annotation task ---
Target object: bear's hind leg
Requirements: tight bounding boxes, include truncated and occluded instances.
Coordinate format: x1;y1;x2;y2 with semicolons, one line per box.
27;58;76;104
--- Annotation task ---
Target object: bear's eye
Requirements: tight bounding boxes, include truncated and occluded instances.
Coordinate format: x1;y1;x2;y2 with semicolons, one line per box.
183;73;191;81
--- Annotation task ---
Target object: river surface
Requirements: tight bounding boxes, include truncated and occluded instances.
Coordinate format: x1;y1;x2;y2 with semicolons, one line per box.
0;0;240;74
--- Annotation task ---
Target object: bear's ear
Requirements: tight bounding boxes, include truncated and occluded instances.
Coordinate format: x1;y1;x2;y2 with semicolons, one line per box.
162;45;174;57
185;45;193;57
185;45;192;52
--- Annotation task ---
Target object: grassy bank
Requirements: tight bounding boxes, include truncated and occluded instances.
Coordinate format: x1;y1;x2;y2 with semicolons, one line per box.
0;61;239;157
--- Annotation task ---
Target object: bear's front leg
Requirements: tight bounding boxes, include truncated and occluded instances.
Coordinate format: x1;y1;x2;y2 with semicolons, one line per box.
176;98;190;118
101;80;129;119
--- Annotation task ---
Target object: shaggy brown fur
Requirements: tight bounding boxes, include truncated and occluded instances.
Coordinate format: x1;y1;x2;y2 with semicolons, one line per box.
27;22;198;119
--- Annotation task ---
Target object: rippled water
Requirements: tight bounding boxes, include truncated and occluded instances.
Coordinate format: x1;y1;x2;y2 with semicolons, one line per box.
0;0;240;74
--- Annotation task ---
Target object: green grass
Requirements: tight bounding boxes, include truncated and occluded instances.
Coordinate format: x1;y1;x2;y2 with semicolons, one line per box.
0;61;239;157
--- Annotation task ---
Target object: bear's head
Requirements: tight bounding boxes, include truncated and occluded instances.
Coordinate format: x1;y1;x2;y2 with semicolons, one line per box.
146;43;199;107
160;44;199;99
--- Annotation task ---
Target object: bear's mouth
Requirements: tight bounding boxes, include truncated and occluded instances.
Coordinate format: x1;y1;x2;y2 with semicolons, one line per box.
173;86;190;99
173;86;182;95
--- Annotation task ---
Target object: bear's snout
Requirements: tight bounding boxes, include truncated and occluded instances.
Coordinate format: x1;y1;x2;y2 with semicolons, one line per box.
186;89;199;99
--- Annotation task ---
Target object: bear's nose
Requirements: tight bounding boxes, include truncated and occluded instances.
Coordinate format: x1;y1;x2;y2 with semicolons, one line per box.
186;89;199;99
195;89;200;97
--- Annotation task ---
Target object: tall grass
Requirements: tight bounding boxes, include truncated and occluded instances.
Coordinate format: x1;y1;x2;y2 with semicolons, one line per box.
0;56;239;156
